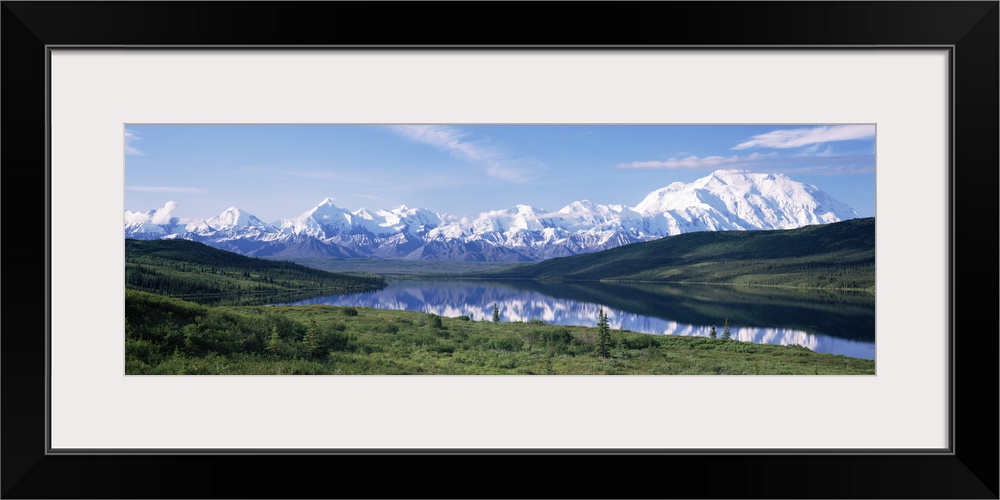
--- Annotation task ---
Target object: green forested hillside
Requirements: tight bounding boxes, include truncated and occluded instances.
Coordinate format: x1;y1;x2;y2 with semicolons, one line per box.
484;218;875;290
125;239;385;304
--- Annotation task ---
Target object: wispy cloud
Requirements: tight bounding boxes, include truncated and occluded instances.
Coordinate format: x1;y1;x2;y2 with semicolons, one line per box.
382;125;541;182
615;152;775;170
124;129;144;156
287;170;469;191
799;144;836;157
126;186;207;194
384;125;501;163
775;165;875;176
733;125;875;150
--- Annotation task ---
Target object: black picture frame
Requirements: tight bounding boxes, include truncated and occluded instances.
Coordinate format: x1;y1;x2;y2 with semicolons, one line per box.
3;2;996;498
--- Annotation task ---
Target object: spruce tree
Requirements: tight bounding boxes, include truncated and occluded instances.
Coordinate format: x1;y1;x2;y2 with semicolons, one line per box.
303;320;320;357
709;325;717;339
596;308;611;360
722;318;731;340
492;303;500;323
267;326;281;356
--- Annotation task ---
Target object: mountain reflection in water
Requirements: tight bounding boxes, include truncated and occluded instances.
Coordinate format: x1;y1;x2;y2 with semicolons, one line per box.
275;280;875;360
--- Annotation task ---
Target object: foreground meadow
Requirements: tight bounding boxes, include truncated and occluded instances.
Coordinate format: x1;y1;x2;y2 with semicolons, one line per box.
126;290;875;375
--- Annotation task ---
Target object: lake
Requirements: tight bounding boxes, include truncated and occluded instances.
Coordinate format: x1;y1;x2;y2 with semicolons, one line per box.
274;280;876;360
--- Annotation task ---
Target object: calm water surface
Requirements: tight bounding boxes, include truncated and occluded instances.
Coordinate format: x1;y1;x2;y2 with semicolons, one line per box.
276;280;875;360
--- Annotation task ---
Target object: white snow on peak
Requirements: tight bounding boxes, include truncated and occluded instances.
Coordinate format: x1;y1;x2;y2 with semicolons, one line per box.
633;169;859;229
206;207;271;230
124;169;861;260
559;200;594;213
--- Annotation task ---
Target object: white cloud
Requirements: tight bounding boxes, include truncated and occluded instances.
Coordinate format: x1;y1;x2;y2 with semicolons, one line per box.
124;129;143;155
150;201;178;224
615;152;775;170
486;155;548;183
384;125;500;162
776;165;875;176
733;125;875;150
798;144;837;157
383;125;539;182
126;186;207;194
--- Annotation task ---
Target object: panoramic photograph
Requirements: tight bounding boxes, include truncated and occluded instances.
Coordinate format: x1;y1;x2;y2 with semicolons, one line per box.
124;124;876;375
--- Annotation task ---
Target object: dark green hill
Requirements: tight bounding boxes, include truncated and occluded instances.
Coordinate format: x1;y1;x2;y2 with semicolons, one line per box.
125;238;386;305
483;218;875;290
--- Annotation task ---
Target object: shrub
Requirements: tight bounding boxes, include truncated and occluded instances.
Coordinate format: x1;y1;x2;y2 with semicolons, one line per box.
623;333;657;350
483;335;523;351
318;329;352;352
125;337;162;365
539;328;573;346
342;307;359;317
428;314;443;329
373;323;399;334
457;315;471;321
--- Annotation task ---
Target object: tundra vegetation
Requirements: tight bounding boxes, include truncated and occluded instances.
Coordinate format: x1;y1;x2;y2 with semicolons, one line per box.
125;290;874;375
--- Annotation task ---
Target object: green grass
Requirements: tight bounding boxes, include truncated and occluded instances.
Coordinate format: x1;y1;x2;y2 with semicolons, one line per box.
126;290;876;375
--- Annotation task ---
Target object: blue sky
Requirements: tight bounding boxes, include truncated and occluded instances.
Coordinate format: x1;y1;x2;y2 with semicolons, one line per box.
125;124;876;223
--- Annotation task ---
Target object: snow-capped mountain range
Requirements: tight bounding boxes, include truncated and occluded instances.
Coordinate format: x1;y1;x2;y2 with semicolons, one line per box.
124;169;861;261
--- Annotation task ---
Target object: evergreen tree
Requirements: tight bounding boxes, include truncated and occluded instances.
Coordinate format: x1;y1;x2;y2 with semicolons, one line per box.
303;320;320;357
596;308;612;360
722;318;731;340
709;325;717;339
267;326;281;356
492;303;500;323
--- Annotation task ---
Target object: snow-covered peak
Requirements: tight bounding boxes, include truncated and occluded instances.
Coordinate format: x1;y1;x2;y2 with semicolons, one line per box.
125;170;861;260
206;207;270;230
634;169;859;228
559;200;594;214
277;198;354;237
469;205;553;235
375;205;441;233
354;207;375;220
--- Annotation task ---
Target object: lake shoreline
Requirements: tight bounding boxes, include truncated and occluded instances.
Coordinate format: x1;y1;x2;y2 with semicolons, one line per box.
272;279;876;360
126;290;877;375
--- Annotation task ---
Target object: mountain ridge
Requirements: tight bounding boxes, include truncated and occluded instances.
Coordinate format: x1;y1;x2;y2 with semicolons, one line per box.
124;169;861;261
